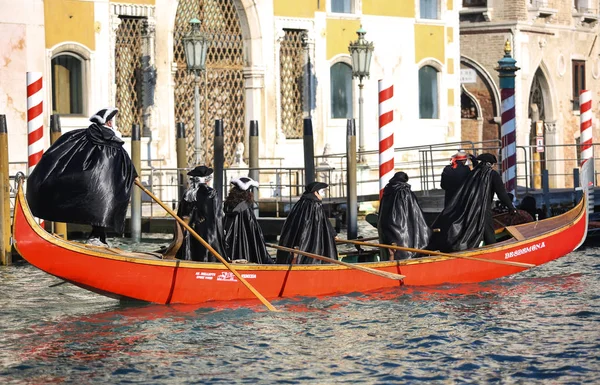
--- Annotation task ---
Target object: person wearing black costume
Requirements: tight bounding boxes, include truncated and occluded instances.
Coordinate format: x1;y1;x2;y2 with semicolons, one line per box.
378;172;431;259
440;150;472;207
176;165;227;262
276;181;338;264
26;107;137;247
222;177;273;264
428;153;516;252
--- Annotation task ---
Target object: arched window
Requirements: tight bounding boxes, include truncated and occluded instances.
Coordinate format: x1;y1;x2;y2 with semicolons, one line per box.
419;65;439;119
51;54;84;115
330;62;353;119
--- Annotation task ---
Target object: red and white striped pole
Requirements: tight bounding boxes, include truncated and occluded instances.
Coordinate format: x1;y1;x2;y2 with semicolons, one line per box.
496;40;519;197
378;79;394;199
27;72;44;174
580;89;594;211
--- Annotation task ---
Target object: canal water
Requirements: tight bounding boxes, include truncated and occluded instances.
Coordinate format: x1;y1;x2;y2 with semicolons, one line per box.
0;225;599;384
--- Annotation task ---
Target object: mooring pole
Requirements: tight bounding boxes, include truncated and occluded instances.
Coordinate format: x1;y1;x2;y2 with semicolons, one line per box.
131;124;142;242
346;119;358;240
249;120;259;217
176;122;187;200
303;118;315;186
542;169;551;219
0;115;11;265
495;39;520;198
214;119;224;202
49;115;67;240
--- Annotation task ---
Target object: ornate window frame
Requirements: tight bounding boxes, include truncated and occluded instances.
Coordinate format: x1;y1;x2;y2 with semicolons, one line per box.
46;42;93;122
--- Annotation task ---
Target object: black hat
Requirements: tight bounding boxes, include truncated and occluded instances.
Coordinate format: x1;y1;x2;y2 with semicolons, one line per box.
306;181;328;193
390;171;409;183
187;165;213;177
231;176;259;191
476;153;497;164
90;107;118;125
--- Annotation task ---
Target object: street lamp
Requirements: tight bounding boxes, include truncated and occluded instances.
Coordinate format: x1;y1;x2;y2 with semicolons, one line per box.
348;26;374;163
183;18;210;165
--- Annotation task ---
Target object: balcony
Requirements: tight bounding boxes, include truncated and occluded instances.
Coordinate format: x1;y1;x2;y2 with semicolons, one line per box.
573;5;599;25
460;0;491;22
528;0;557;19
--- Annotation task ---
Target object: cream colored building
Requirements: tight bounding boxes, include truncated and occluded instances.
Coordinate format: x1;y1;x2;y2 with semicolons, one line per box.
1;0;462;197
460;0;600;189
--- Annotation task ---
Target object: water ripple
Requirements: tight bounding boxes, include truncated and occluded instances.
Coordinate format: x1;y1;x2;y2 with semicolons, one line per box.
0;246;599;384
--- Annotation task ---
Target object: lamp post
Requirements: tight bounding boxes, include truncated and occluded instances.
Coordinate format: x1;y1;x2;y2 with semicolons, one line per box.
348;26;374;163
183;18;210;165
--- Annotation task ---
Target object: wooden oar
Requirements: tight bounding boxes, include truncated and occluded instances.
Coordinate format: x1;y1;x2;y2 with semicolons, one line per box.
134;179;277;312
265;243;406;281
337;239;535;268
336;236;378;243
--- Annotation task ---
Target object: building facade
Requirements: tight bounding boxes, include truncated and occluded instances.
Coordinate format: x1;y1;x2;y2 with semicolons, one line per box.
460;0;600;189
1;0;461;197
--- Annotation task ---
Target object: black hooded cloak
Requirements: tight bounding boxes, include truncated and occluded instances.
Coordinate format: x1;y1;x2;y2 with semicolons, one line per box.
428;158;514;252
176;184;227;262
378;172;432;259
276;190;338;264
26;123;137;234
223;200;273;263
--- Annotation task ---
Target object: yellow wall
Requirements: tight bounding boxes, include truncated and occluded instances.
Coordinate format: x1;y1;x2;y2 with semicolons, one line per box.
274;0;324;18
447;27;454;43
448;89;454;106
109;0;155;4
447;58;454;74
45;0;95;50
363;0;414;17
414;24;445;64
326;19;361;60
448;0;454;11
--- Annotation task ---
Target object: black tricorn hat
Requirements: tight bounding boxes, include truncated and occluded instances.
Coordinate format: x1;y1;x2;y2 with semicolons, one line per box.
231;176;259;191
390;171;409;183
90;107;118;125
187;165;213;177
306;181;328;193
476;153;497;164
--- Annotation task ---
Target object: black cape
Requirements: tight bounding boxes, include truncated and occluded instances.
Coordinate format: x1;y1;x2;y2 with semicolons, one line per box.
26;123;137;234
378;180;432;259
176;184;227;262
276;192;338;264
427;162;495;252
440;162;471;207
223;201;273;264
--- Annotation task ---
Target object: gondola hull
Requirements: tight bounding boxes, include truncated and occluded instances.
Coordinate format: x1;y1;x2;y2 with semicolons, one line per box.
13;183;588;305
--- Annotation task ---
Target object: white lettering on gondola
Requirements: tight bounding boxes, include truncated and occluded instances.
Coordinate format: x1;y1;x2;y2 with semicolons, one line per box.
504;242;546;259
214;272;257;282
195;272;216;280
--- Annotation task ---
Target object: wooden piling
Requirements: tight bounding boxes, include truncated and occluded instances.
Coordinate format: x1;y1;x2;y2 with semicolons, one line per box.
131;124;142;242
0;115;11;265
214;119;224;201
303;118;315;186
49;115;67;240
176;123;187;200
346;119;358;240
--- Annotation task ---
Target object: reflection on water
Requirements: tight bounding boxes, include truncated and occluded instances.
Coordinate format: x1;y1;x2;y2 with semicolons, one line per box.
0;227;599;383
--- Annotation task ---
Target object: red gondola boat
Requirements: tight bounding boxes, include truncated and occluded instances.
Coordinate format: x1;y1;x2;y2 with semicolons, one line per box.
12;181;588;305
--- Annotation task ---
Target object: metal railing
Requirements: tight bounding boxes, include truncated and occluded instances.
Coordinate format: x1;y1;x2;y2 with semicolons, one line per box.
6;141;599;221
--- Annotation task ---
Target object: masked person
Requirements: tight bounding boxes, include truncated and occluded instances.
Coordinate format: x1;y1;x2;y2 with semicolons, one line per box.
428;153;516;252
378;172;431;259
222;177;273;264
440;150;472;208
26;107;136;247
176;165;227;262
276;181;338;264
